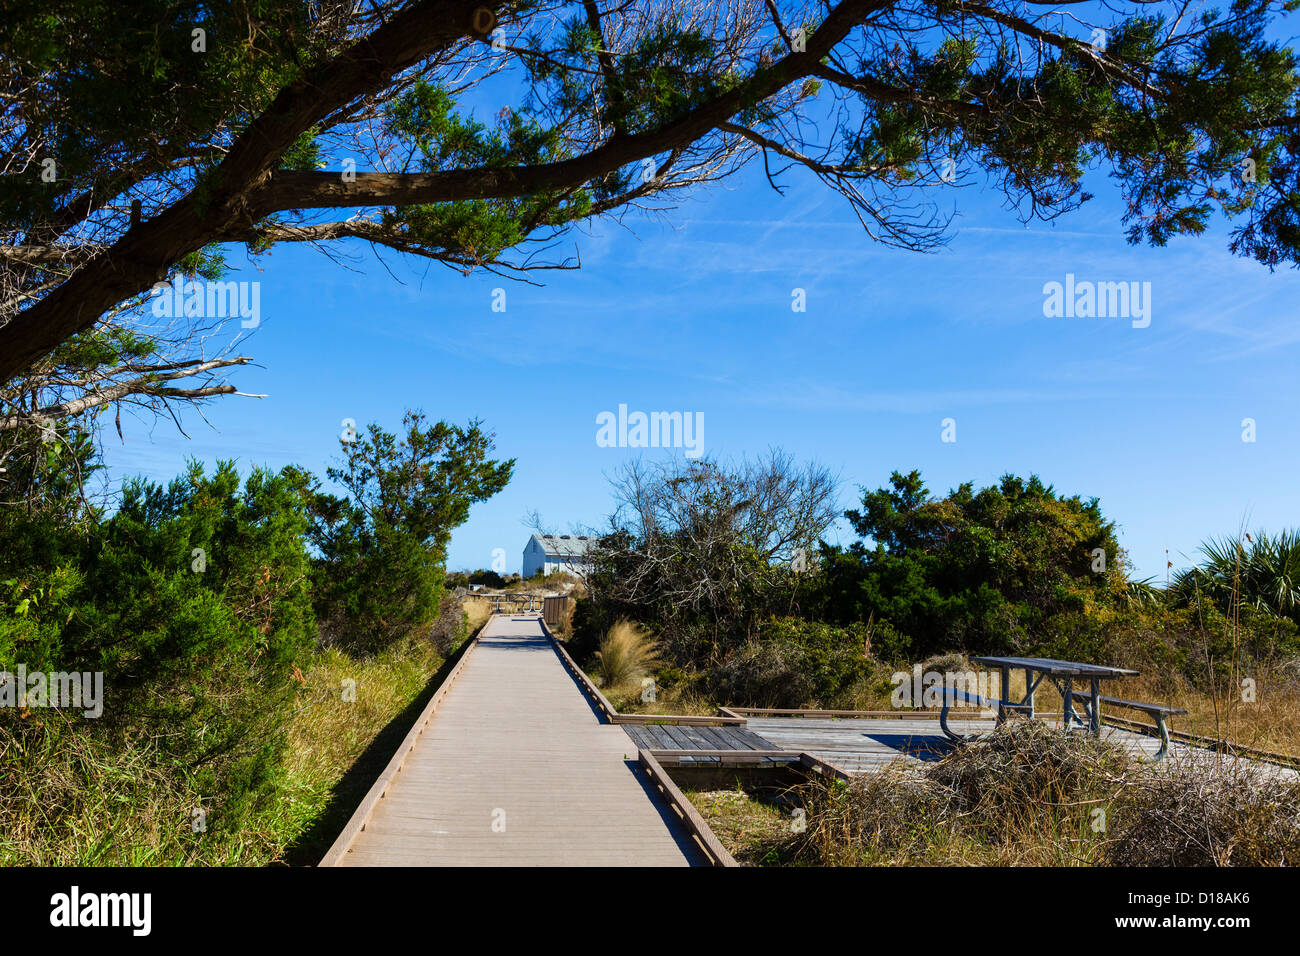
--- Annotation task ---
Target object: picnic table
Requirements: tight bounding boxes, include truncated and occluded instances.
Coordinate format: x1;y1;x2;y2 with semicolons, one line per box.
938;656;1186;759
936;656;1135;735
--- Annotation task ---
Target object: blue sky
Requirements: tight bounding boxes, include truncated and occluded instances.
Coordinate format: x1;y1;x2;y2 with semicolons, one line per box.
104;148;1300;583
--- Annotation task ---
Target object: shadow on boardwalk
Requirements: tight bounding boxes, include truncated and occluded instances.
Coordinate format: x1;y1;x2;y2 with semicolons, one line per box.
280;637;475;867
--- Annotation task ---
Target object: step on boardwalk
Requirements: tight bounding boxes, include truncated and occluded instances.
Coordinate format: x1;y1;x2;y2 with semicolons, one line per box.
324;616;705;866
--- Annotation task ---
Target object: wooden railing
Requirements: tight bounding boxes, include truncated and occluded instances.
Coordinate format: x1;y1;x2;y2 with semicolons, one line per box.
546;624;620;722
634;747;852;867
542;619;746;727
643;747;853;783
484;593;547;614
1101;713;1300;770
636;750;737;867
720;705;987;719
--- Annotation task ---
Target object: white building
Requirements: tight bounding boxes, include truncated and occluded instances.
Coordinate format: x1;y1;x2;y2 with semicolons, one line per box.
522;534;597;579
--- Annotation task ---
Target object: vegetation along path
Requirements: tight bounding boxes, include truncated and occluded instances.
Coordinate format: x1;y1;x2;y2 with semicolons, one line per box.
323;615;704;866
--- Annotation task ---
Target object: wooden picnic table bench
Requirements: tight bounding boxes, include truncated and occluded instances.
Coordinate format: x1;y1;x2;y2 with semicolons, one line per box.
934;656;1185;760
967;655;1137;736
1095;696;1188;759
937;686;1027;741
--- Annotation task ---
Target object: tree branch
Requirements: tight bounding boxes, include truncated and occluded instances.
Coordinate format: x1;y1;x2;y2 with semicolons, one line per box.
0;356;256;431
0;0;889;382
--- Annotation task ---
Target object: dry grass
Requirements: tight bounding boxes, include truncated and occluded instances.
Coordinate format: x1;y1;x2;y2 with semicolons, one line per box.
788;767;973;865
1119;665;1300;757
777;722;1300;867
593;619;660;688
1108;756;1300;865
265;635;445;853
683;788;799;865
983;665;1300;757
788;722;1122;866
461;596;494;635
605;682;718;716
505;570;585;595
873;655;1300;758
0;604;475;865
0;715;205;866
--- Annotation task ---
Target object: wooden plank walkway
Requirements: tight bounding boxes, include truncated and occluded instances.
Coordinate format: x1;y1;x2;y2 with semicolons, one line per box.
622;723;775;752
746;715;1299;777
327;616;705;866
745;716;981;774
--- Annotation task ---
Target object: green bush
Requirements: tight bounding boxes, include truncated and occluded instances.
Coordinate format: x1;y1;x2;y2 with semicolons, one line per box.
1047;601;1300;693
815;471;1123;658
707;616;874;708
0;460;317;832
1171;530;1300;626
305;411;513;655
0;407;513;860
468;569;507;589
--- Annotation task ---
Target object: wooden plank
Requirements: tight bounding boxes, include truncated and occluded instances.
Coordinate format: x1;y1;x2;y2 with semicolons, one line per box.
614;713;748;726
646;748;802;761
622;725;657;751
693;726;732;749
319;631;484;866
1097;695;1187;716
725;707;958;719
969;656;1139;678
732;728;776;750
696;727;729;749
670;728;712;749
644;724;678;749
323;616;717;866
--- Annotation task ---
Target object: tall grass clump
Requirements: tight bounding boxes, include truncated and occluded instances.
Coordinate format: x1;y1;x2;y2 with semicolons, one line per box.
1107;756;1300;866
789;724;1126;866
927;721;1128;833
460;596;494;637
781;722;1300;867
797;768;962;865
593;620;659;687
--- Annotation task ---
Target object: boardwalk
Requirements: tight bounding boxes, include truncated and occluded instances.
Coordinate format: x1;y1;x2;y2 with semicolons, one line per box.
326;616;703;866
745;714;1298;778
324;618;1295;866
744;715;991;774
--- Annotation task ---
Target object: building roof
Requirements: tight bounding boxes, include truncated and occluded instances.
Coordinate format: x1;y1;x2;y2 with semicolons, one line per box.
531;534;598;559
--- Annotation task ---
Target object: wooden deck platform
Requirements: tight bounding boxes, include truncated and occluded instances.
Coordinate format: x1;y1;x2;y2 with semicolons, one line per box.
324;616;706;866
621;723;775;752
745;714;1297;777
744;715;985;774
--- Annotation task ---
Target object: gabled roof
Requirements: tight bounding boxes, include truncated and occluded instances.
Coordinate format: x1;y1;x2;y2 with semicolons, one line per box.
531;534;597;559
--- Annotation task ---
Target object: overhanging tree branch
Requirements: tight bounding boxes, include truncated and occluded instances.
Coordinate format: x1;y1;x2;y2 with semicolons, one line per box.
2;0;1297;394
0;356;258;432
0;0;886;382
